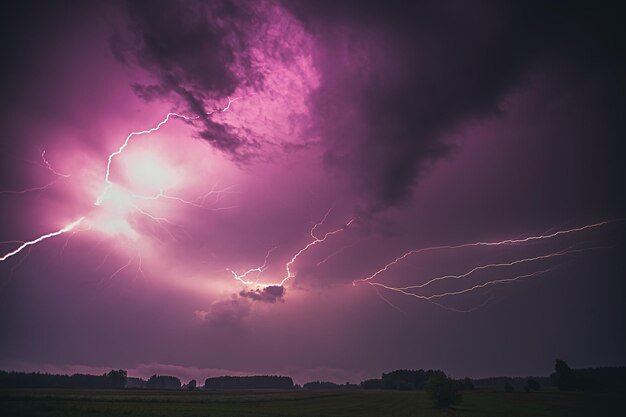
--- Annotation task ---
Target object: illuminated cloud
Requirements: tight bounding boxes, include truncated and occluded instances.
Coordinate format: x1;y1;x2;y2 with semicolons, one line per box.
0;0;624;384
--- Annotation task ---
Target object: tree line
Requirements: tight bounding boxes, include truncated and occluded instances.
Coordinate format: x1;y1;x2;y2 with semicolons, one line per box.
1;360;624;393
0;370;127;389
203;375;294;390
552;359;626;392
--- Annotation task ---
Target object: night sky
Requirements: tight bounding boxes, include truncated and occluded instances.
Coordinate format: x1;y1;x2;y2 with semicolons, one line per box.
1;0;625;385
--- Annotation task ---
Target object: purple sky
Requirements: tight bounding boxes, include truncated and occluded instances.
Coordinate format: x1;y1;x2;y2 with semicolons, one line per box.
1;0;625;385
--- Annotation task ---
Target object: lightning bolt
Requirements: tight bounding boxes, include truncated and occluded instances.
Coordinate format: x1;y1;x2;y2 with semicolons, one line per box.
1;97;239;268
0;150;70;195
361;247;602;303
367;267;555;300
229;209;355;287
352;220;621;312
95;97;238;206
353;220;619;285
228;247;277;286
94;112;197;206
0;217;85;262
130;183;237;210
40;150;71;178
395;247;587;290
316;240;361;266
0;181;60;195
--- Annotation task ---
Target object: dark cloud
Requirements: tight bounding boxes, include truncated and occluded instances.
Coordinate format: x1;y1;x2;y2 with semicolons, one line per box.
286;0;626;211
239;285;285;303
108;0;626;208
111;0;261;158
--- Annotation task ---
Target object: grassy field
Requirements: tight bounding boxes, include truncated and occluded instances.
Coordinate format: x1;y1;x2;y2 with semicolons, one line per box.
0;388;622;417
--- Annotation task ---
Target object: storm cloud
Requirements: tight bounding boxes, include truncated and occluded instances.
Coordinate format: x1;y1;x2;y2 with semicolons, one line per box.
108;0;626;211
285;0;622;210
239;285;285;303
1;0;624;386
111;0;262;157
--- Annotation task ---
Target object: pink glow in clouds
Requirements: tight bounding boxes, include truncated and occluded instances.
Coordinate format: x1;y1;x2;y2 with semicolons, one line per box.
1;0;625;385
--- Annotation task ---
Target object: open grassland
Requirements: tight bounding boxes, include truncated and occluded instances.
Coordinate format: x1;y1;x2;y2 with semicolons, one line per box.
0;388;622;417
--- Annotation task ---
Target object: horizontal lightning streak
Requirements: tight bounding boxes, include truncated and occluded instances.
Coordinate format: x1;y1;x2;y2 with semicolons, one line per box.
396;247;587;290
131;184;236;210
0;180;59;195
369;267;554;300
353;220;618;285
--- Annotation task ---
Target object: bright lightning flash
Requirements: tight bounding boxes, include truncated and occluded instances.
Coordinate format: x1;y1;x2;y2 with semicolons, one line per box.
0;218;85;262
0;98;238;270
0;93;619;315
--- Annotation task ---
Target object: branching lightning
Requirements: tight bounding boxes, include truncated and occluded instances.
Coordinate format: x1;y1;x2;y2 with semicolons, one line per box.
229;209;355;287
94;112;197;206
367;267;555;300
130;183;237;211
353;220;620;312
353;220;617;286
395;247;586;290
0;98;239;273
0;90;619;317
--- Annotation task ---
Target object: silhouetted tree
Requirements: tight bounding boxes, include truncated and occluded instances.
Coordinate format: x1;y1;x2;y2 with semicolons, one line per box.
504;382;514;392
188;379;197;390
381;369;443;390
125;377;146;389
106;369;127;388
554;359;576;391
146;374;181;389
303;381;340;390
203;375;293;390
360;378;383;389
526;379;540;391
0;370;129;389
427;374;462;407
550;361;626;392
461;377;475;390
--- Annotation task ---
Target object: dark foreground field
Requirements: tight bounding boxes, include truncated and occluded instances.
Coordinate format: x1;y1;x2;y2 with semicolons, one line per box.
0;388;622;417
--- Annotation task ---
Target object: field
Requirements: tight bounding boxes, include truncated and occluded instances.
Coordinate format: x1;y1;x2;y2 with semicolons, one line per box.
0;388;622;417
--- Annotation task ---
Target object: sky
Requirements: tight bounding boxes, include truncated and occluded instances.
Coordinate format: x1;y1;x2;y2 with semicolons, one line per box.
0;0;625;385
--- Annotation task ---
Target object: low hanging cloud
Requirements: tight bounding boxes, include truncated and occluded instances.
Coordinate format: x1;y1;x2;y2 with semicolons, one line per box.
197;285;285;327
200;296;251;327
239;285;285;303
